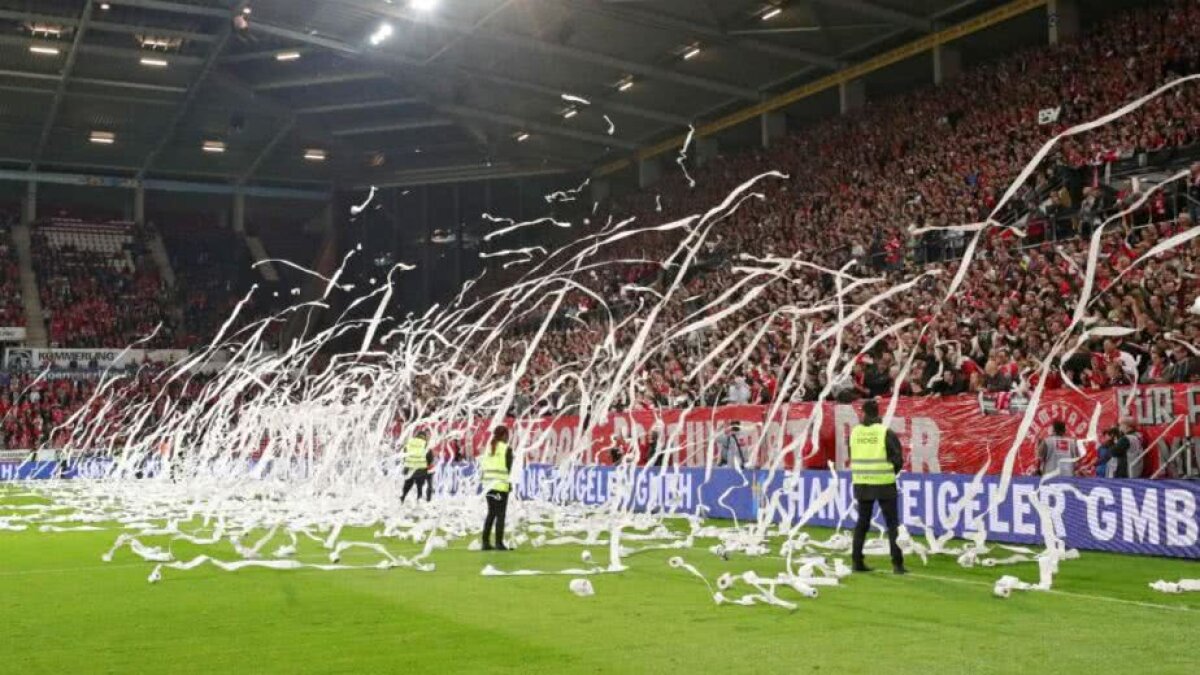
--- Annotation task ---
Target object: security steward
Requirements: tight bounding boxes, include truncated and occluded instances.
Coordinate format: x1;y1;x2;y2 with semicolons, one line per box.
400;429;434;503
849;398;907;574
480;425;514;551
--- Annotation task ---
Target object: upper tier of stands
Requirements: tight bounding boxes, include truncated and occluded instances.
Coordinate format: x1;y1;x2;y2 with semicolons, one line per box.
1;1;1199;453
484;0;1200;412
31;217;177;349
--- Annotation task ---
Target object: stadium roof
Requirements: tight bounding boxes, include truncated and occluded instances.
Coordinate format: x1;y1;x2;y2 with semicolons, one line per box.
0;0;1006;192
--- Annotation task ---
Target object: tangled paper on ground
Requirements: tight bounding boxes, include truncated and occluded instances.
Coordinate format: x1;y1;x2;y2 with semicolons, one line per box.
5;76;1199;606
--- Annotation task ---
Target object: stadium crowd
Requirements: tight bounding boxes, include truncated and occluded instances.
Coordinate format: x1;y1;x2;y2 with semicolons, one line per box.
0;372;92;451
0;210;23;332
495;0;1200;412
3;2;1200;451
31;220;178;349
166;221;253;349
0;367;220;451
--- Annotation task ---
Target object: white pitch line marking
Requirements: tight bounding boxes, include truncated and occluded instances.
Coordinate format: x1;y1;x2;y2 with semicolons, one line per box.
906;572;1193;613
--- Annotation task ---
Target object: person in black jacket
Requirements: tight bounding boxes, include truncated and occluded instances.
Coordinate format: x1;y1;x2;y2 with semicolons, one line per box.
932;369;967;396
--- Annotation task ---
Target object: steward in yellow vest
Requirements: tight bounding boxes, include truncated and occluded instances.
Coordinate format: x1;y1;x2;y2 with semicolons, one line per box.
481;425;514;551
849;399;906;575
400;430;433;504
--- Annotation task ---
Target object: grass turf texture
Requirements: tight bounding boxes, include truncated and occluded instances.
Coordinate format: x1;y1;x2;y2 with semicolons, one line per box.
1;492;1196;674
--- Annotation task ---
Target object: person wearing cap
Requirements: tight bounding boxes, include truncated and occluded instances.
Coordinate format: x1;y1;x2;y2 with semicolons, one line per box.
849;398;907;574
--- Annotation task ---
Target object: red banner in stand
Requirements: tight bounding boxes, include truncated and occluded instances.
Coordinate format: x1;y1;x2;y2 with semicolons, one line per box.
476;384;1199;479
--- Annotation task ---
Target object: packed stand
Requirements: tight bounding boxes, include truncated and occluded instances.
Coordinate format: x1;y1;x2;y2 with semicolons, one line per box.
0;368;217;452
31;218;178;349
480;1;1200;412
0;371;93;451
163;221;258;349
0;209;23;331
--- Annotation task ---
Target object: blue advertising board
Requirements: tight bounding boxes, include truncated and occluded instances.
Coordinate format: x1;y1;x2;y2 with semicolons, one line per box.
511;465;1199;559
5;460;1196;558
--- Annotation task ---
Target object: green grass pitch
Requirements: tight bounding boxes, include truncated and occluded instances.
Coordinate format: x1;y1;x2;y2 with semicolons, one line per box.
1;491;1196;674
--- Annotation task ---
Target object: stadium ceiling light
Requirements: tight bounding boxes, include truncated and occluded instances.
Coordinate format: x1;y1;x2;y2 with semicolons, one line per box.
761;7;783;21
562;108;578;120
682;45;701;60
304;149;327;162
616;77;635;92
369;22;393;46
202;140;226;154
410;0;439;10
100;2;111;9
89;131;116;145
140;57;169;67
138;35;182;50
29;45;61;56
515;132;530;142
28;25;63;39
275;51;301;62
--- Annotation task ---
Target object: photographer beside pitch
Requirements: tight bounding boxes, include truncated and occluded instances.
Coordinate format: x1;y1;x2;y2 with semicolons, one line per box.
849;399;907;575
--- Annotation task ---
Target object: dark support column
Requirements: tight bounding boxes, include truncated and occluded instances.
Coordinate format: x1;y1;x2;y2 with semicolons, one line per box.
760;111;786;149
22;181;36;225
390;187;400;271
1048;0;1079;45
133;184;146;226
638;157;662;188
933;44;962;85
454;184;463;290
421;185;431;307
591;177;611;205
232;191;246;233
839;80;865;114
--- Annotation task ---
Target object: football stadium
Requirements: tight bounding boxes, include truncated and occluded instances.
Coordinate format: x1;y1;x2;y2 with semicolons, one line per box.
0;0;1198;672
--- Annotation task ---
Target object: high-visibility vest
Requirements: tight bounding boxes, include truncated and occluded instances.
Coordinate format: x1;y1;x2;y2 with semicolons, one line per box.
481;442;510;493
405;437;429;470
849;423;895;486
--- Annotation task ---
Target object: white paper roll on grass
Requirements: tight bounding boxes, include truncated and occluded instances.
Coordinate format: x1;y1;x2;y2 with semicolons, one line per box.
1148;579;1199;594
790;581;819;599
569;578;594;597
